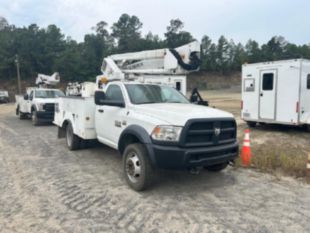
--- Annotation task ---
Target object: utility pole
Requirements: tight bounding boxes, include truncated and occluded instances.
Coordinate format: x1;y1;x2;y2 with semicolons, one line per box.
15;55;22;94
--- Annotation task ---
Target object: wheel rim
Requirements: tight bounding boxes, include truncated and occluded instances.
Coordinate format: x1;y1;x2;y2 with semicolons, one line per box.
32;112;36;122
66;125;73;147
126;152;141;183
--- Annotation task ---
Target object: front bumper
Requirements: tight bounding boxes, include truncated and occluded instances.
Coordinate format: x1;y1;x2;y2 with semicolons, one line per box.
147;142;239;169
36;111;55;122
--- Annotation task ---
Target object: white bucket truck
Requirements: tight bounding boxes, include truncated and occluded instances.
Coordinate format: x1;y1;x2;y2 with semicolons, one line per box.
0;90;9;103
242;59;310;130
54;42;239;191
15;72;65;125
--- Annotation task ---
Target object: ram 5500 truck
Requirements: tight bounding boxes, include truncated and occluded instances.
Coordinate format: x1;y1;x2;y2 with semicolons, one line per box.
54;42;238;191
54;82;238;191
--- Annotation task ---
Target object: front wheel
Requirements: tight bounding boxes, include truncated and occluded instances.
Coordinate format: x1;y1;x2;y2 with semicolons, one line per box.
123;144;154;191
32;110;39;126
204;163;228;172
66;122;80;150
17;106;27;120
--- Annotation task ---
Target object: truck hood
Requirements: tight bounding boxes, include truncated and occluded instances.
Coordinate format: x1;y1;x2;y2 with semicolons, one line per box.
133;103;234;125
35;98;59;104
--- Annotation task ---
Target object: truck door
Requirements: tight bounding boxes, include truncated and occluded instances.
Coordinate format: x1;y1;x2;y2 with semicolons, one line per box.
27;90;34;113
259;70;277;120
95;84;126;148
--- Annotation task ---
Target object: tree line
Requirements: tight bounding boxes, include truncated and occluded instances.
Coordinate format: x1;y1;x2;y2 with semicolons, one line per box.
0;14;310;82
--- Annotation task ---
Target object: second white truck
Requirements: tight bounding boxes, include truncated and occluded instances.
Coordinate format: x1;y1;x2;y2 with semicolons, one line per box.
15;73;65;125
54;42;239;191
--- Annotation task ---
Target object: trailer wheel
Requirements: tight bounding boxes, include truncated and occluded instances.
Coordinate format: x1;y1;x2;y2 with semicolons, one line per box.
204;163;228;172
66;122;80;150
246;121;257;128
123;143;154;191
31;110;39;126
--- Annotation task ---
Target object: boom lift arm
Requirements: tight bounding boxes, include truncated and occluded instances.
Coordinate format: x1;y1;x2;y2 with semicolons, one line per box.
99;41;201;83
35;72;60;87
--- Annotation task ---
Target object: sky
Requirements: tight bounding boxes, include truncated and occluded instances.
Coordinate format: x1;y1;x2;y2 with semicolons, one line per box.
0;0;309;45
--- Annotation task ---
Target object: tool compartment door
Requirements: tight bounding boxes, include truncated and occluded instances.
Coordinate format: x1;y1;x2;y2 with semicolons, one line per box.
259;70;277;120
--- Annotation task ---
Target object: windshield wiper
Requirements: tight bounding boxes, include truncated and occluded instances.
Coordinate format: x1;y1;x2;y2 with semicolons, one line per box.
164;100;183;103
136;101;159;105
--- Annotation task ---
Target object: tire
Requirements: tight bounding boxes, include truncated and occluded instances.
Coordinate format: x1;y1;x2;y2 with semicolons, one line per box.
205;163;228;172
123;143;154;191
17;106;27;120
66;122;80;150
246;121;257;128
31;110;39;126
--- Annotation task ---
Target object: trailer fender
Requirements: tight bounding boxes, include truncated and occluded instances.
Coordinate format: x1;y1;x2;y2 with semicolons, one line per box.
118;125;156;165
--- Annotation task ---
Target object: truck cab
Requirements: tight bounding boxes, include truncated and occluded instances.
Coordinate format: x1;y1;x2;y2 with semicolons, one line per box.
16;88;65;125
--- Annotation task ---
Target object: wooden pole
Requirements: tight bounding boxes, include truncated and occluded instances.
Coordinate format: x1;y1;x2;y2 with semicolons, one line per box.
307;153;310;176
15;55;22;94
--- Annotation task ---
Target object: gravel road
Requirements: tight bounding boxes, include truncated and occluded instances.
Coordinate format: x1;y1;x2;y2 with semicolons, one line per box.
0;104;310;233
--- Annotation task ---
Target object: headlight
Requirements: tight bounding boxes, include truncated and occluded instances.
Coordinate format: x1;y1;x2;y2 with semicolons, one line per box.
37;103;45;111
151;126;183;142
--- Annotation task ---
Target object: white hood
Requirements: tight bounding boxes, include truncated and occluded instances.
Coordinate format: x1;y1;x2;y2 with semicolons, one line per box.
133;103;234;126
35;98;59;104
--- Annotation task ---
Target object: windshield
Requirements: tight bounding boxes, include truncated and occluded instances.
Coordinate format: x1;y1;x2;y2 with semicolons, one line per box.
125;84;189;105
35;90;65;98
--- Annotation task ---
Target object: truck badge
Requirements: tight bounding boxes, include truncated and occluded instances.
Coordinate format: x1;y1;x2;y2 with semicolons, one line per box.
214;128;221;136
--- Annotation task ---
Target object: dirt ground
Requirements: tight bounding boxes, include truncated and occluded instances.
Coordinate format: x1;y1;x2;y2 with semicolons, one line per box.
0;93;310;233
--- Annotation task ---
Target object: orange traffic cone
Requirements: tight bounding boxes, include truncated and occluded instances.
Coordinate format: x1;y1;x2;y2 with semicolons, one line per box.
241;129;252;167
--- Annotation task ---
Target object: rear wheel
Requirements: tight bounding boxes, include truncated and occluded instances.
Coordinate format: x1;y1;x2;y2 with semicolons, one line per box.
32;110;39;126
123;143;154;191
66;122;80;150
205;163;228;172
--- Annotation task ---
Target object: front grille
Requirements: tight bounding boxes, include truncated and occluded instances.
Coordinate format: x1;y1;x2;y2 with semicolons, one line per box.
43;103;55;112
181;118;236;147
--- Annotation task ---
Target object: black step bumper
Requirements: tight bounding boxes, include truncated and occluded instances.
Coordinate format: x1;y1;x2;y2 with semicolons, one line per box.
147;142;239;169
36;111;55;122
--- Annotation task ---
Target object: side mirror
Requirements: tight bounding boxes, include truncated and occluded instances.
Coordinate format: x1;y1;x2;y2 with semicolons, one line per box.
24;94;29;100
94;91;125;108
94;91;106;105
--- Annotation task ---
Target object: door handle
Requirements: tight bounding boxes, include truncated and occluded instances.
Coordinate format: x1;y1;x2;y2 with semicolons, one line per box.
260;93;263;97
98;109;104;113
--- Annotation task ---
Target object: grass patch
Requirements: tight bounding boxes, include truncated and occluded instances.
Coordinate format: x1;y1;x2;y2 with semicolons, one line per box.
235;146;309;181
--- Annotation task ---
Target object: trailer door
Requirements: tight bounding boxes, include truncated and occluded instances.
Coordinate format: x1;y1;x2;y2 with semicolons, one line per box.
259;70;277;120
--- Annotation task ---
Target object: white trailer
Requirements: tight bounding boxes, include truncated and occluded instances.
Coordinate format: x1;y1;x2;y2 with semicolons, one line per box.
241;59;310;130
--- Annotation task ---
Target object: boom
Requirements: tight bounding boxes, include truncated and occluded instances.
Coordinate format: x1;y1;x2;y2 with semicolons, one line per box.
36;72;60;87
97;41;201;95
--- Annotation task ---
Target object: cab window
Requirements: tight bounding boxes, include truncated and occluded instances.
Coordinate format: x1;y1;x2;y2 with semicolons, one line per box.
105;85;124;102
